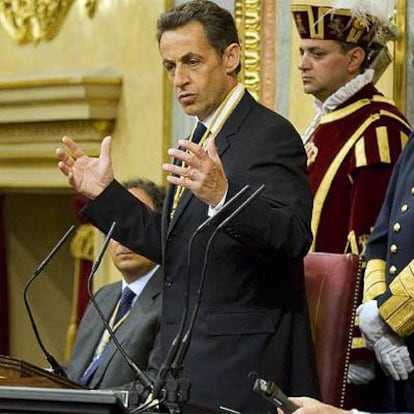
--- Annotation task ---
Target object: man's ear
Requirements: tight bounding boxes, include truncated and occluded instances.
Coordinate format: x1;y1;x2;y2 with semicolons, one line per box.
223;43;241;74
348;46;366;75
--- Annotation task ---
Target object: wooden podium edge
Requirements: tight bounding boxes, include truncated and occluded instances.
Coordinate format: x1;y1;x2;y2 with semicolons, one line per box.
0;354;83;389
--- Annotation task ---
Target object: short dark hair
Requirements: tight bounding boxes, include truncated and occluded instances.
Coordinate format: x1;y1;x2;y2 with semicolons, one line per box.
123;178;165;213
157;0;241;73
335;40;368;71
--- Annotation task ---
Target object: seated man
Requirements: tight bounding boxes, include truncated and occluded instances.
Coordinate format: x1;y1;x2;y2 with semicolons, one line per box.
66;178;165;389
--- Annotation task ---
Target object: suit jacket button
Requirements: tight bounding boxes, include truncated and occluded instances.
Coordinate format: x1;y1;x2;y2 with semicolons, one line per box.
389;265;397;275
390;244;398;254
393;222;401;232
165;277;173;287
401;204;409;213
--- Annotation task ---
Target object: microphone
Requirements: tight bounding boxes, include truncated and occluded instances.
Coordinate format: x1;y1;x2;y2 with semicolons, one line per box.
193;185;250;235
171;184;266;372
85;221;154;395
151;184;251;401
23;225;76;377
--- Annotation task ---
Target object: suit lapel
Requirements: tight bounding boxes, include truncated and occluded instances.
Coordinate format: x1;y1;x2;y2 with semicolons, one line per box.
164;91;255;239
89;270;162;388
80;284;120;381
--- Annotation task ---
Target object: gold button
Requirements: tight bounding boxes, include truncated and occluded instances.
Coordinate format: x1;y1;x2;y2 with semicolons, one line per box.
401;204;409;212
393;222;401;232
390;244;398;253
411;187;414;195
389;265;397;275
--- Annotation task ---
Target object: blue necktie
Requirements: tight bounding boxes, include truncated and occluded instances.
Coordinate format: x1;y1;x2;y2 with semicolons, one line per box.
113;287;136;324
79;287;136;386
192;121;207;144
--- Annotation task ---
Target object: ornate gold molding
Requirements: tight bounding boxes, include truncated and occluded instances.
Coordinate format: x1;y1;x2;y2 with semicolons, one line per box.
235;0;261;101
0;0;98;44
394;0;407;113
260;0;276;109
0;71;121;189
0;120;114;161
0;0;74;44
162;0;174;184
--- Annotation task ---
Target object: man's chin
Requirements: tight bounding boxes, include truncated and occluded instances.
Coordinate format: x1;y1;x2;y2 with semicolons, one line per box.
302;85;315;95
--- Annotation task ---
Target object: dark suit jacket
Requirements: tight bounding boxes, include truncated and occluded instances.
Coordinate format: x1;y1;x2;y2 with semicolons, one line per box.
83;91;319;412
65;267;162;389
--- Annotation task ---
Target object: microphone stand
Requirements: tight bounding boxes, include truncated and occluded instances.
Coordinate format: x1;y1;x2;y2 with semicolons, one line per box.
151;185;251;411
85;222;154;400
172;184;266;370
23;225;76;377
155;184;265;413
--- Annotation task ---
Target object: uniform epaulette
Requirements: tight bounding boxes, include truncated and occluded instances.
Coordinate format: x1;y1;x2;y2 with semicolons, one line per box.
354;116;410;168
378;259;414;337
363;258;386;302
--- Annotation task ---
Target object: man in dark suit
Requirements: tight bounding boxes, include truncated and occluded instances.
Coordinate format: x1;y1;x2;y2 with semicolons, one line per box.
56;1;319;412
66;179;165;389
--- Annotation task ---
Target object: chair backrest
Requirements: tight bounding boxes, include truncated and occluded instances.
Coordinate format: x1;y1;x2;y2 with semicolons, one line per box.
304;252;361;408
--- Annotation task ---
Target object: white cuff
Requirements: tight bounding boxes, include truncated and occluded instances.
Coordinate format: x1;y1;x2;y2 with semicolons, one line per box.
207;187;228;217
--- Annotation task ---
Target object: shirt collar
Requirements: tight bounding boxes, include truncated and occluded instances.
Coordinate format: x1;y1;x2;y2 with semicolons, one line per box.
122;264;159;300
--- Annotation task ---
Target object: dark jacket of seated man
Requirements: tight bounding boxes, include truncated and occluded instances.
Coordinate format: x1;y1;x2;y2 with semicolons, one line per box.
66;180;164;389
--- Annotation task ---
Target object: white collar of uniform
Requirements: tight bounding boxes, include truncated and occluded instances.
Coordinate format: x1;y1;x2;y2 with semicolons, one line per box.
314;69;374;115
302;69;374;144
122;264;160;301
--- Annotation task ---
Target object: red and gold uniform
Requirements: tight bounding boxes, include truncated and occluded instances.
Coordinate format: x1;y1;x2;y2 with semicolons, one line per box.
308;83;411;255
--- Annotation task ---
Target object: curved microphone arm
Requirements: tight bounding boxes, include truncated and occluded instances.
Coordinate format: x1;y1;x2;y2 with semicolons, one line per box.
172;184;266;372
23;225;76;377
86;221;154;395
151;185;251;403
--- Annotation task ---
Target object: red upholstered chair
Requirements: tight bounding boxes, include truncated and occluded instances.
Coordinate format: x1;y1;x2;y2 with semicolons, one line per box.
304;252;361;408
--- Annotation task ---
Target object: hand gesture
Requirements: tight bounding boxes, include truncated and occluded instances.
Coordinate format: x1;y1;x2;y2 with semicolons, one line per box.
163;138;228;206
56;135;114;199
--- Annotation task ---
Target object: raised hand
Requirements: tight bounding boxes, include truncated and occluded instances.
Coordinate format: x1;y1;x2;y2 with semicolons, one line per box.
163;137;228;207
56;135;114;199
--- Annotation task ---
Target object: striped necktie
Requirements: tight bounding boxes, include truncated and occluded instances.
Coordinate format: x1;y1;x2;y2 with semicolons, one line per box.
79;287;136;386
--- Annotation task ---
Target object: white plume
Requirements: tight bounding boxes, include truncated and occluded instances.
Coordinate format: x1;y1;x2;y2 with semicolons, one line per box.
333;0;396;24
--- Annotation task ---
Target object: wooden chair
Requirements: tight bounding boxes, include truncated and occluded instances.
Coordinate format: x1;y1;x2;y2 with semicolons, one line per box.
304;252;361;408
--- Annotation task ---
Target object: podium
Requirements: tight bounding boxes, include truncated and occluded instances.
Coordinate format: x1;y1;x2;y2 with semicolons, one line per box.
0;355;127;413
0;386;128;413
0;354;82;388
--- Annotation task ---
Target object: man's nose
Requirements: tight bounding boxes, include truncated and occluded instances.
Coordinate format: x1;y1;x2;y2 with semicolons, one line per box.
174;64;189;87
298;53;310;71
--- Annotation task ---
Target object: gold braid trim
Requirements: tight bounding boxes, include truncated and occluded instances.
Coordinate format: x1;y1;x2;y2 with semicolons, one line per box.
311;115;380;252
347;230;359;255
355;137;367;168
352;337;367;349
401;130;409;149
312;107;410;252
64;224;95;362
363;259;386;302
376;126;391;163
379;260;414;337
319;98;410;126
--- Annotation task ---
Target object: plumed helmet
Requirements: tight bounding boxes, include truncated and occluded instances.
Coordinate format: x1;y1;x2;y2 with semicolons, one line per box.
291;0;398;82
